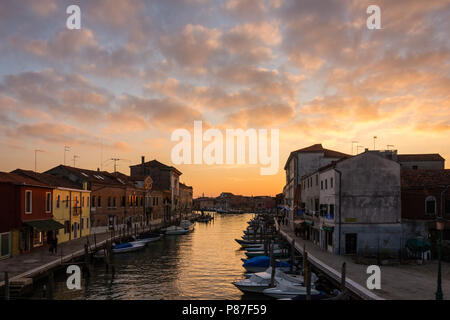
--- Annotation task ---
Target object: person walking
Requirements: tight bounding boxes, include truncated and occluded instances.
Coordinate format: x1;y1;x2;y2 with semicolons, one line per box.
47;232;54;254
53;235;58;254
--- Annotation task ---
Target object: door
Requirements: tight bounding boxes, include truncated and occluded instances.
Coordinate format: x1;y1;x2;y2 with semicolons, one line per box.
345;233;357;254
73;223;78;238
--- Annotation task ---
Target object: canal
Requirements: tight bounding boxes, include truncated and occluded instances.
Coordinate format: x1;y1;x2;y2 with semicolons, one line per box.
31;213;259;300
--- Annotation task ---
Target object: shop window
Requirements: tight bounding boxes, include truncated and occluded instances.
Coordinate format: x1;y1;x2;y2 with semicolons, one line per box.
33;230;42;247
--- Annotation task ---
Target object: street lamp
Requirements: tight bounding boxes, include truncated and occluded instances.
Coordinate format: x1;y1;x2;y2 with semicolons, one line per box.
436;217;444;300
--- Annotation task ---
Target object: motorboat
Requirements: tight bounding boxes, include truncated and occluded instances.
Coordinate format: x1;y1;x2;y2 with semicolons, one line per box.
242;256;291;273
180;220;195;231
164;225;189;235
132;232;161;245
93;241;146;258
233;268;303;293
263;278;322;299
245;249;285;258
246;244;281;252
235;238;263;246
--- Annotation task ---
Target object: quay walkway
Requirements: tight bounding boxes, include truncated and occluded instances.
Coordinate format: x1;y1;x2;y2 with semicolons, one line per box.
0;231;117;292
278;223;450;300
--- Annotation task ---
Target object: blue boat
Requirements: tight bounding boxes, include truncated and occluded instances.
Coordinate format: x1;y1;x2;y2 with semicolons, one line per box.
242;256;291;273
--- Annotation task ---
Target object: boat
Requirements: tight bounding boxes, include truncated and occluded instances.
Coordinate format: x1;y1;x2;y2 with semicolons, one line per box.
235;238;263;246
233;268;304;293
262;278;322;299
242;256;291;273
180;219;195;231
246;244;281;252
245;249;285;258
93;241;146;258
132;232;161;245
164;225;189;235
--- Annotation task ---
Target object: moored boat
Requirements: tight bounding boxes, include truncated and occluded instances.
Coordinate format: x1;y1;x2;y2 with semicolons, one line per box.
164;225;189;235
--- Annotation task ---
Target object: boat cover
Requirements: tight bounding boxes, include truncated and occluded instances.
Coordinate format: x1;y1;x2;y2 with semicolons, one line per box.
114;242;133;249
243;256;290;268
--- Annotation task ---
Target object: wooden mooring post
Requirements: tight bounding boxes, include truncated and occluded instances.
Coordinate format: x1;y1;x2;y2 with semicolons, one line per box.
290;239;295;273
340;262;346;293
4;272;9;300
47;272;54;300
270;244;276;288
304;250;311;301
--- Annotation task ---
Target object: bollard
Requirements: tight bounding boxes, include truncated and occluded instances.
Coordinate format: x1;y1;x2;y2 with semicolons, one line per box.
270;244;276;288
4;272;9;300
340;262;346;293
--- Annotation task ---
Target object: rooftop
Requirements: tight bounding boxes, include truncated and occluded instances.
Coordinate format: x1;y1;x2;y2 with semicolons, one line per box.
398;154;445;162
11;169;82;190
401;169;450;188
285;144;350;170
0;171;51;188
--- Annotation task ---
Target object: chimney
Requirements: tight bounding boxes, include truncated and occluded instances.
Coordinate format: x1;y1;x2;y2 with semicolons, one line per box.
141;156;145;164
365;148;369;152
97;168;100;172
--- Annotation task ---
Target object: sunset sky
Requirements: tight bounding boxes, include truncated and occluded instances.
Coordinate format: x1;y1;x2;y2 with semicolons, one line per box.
0;0;449;198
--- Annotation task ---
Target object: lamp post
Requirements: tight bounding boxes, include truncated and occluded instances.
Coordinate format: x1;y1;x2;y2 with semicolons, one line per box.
436;217;444;300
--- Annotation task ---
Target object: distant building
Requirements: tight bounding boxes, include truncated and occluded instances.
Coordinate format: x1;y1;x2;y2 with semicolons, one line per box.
398;154;445;170
130;157;182;220
179;182;193;218
0;172;63;259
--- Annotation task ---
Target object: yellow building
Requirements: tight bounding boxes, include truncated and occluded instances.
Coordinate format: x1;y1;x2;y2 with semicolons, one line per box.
11;170;91;243
53;186;91;243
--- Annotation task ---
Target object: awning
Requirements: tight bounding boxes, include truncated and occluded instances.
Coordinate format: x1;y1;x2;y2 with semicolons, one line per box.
23;219;64;231
305;220;313;226
322;226;334;232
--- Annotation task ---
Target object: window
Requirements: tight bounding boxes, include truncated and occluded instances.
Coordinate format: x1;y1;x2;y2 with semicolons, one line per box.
325;179;328;190
87;218;89;228
128;196;132;206
56;195;61;208
331;177;334;188
425;196;436;216
121;196;126;207
92;196;96;207
316;175;318;186
140;197;143;207
66;195;69;208
113;197;116;208
81;218;84;230
98;196;102;207
108;197;111;208
45;192;51;213
445;199;450;216
412;165;418;170
64;221;70;234
74;196;78;207
82;196;85;208
25;190;32;214
32;230;42;247
87;196;90;207
321;181;323;190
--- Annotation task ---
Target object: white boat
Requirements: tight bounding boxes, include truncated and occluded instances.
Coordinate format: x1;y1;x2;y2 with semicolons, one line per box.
165;225;189;235
180;220;195;231
263;278;321;299
233;268;304;294
93;241;146;258
246;244;281;252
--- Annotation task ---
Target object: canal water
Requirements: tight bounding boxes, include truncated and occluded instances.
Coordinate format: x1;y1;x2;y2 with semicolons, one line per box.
32;213;261;300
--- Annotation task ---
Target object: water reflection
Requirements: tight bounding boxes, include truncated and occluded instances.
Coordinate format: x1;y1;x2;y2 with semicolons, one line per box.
33;213;262;300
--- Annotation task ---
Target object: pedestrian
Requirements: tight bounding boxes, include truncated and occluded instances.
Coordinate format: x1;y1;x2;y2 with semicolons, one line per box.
53;235;58;254
48;232;54;254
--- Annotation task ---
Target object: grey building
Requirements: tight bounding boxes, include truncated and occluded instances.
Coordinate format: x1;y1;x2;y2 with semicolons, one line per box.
283;144;349;229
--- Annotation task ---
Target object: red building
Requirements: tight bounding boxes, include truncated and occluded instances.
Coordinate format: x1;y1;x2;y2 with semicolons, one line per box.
401;169;450;243
0;172;63;258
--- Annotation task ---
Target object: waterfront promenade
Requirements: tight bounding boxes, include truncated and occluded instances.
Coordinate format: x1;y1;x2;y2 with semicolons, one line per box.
0;231;115;287
279;224;450;300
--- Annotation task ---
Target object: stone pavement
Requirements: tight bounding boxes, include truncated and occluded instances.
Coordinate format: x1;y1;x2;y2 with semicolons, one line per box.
280;225;450;300
0;231;118;284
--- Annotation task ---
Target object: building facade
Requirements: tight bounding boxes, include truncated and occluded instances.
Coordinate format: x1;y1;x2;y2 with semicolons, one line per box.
0;172;63;259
